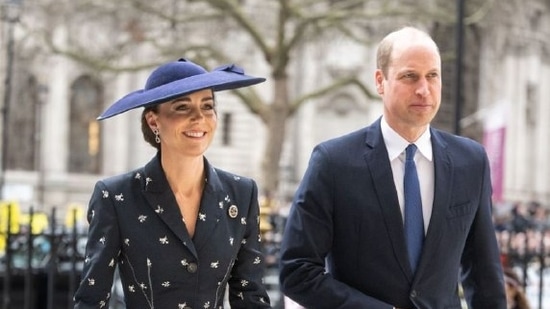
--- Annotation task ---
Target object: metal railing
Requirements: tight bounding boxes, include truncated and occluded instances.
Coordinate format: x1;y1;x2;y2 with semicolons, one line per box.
0;206;91;309
497;227;550;309
4;206;549;309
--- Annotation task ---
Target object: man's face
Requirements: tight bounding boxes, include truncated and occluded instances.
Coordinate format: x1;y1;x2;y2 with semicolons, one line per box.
375;39;442;138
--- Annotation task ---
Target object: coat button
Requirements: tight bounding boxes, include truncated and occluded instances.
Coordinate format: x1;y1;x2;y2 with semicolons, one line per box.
410;290;418;298
187;262;198;273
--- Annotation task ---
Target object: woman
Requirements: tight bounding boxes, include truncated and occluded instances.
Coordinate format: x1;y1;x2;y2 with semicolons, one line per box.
74;59;271;308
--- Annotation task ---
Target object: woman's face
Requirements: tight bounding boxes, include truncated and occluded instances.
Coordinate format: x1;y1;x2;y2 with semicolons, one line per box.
146;88;217;157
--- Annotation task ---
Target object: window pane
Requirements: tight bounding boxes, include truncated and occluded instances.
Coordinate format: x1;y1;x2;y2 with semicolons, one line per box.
68;76;102;174
6;74;38;170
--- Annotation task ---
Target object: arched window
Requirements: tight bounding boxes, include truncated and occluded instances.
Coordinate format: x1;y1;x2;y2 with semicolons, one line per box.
68;76;103;174
6;73;39;170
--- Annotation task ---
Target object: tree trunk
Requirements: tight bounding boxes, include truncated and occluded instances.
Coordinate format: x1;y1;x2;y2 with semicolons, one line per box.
261;77;288;196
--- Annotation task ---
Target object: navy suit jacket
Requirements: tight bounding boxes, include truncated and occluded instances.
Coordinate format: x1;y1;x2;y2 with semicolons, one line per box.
74;153;271;309
279;119;506;309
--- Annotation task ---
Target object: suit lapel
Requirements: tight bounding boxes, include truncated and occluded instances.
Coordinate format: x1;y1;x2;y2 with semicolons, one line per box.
364;119;413;281
415;130;453;276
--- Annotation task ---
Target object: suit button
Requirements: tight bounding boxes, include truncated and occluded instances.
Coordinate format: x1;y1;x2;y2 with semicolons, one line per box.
410;290;418;298
187;262;198;273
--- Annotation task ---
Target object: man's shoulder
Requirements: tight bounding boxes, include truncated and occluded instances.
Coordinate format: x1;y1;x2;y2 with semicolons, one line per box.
320;127;369;148
431;128;486;157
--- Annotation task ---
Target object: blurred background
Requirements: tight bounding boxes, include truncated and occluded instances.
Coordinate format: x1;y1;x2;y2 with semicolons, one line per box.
0;0;549;308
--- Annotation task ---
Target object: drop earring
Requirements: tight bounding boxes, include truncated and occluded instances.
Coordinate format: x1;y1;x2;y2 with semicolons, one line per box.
153;129;161;144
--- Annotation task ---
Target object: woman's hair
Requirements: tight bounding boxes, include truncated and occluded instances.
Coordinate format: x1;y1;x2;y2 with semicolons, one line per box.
504;267;531;309
141;105;160;150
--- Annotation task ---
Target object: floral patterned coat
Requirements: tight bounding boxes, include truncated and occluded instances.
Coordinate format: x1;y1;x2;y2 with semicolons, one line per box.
74;153;271;309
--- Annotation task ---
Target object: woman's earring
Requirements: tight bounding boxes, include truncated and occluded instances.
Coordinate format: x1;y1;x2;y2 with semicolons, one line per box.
153;129;161;144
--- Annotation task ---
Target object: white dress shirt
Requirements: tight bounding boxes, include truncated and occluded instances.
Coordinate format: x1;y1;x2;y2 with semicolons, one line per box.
380;117;434;234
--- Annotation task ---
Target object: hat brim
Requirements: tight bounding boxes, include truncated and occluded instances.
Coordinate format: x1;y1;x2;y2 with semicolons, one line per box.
97;63;265;120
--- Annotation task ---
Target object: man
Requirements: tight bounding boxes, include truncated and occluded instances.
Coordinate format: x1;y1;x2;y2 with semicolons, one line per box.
279;26;506;309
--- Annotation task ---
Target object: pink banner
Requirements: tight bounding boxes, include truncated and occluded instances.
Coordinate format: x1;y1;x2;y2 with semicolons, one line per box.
483;127;506;203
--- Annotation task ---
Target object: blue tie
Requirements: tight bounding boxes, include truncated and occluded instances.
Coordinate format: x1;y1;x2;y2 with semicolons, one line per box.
404;144;424;273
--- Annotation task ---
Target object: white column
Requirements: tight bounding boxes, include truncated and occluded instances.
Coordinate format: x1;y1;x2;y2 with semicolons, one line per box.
40;26;71;208
534;61;550;201
502;55;523;201
42;27;70;177
101;70;155;176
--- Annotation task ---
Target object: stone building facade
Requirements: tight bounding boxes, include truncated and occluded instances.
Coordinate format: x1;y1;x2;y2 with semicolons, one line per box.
0;0;548;223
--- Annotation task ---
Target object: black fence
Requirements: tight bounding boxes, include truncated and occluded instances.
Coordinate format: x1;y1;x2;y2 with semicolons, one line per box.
0;206;92;309
2;205;549;309
497;228;550;309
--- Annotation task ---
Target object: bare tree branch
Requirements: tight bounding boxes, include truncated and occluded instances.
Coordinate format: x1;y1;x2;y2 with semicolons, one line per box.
289;77;379;116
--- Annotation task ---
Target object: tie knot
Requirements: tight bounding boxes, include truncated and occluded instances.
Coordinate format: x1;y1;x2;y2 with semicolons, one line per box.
406;144;417;161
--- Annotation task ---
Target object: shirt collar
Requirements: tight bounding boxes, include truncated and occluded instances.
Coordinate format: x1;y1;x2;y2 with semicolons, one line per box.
381;116;433;162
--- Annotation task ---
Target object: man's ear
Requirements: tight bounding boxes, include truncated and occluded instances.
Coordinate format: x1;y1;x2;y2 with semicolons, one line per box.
375;70;384;95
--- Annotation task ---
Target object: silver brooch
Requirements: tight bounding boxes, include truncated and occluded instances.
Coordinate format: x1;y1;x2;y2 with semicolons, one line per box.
228;205;238;218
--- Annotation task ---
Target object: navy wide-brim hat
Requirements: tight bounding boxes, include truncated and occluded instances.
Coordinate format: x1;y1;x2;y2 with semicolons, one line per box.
97;58;266;120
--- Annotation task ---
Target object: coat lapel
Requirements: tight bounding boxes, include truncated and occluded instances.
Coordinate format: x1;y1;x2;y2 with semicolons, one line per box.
364;119;413;281
141;153;198;257
192;165;225;252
